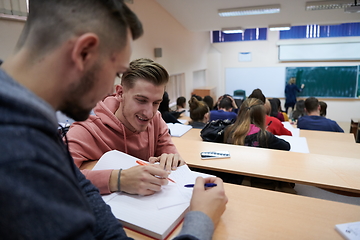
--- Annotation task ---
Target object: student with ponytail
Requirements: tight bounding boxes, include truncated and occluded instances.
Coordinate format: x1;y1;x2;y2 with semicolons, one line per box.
224;98;290;151
188;97;210;129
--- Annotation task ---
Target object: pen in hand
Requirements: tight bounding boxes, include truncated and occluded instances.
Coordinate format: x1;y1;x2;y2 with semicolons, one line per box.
184;183;217;188
136;160;176;183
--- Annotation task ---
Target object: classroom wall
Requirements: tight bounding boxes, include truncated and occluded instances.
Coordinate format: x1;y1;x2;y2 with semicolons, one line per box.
0;0;211;103
211;31;360;123
128;0;211;101
0;19;24;60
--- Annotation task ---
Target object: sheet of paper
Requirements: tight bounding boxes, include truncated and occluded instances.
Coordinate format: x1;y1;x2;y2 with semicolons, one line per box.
92;150;214;239
282;122;300;137
166;123;192;137
178;119;188;124
93;150;213;208
277;135;310;153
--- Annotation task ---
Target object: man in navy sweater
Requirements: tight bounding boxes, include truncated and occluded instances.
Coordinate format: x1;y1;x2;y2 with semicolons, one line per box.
0;0;227;239
297;97;344;132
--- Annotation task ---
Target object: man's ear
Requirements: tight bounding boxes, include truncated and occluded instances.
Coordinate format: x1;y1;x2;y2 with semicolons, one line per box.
115;84;124;101
71;33;100;72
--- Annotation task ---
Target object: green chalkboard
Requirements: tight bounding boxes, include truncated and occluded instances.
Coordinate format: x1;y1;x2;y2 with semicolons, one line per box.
285;66;359;98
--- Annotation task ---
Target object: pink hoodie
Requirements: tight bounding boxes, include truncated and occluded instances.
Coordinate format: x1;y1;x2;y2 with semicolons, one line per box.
66;95;178;194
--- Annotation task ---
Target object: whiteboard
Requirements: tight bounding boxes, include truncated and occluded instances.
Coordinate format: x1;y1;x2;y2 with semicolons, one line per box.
279;42;360;61
225;67;286;98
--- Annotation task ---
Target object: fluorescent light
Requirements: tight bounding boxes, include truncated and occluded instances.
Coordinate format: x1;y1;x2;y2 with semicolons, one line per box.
221;27;244;34
269;24;291;31
305;0;353;10
218;4;281;17
344;4;360;12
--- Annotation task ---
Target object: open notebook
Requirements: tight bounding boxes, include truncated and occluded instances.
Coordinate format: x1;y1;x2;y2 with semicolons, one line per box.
166;123;192;137
93;150;211;239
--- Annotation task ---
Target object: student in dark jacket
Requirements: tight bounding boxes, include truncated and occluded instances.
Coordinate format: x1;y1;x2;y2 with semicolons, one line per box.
224;98;290;151
159;91;181;123
298;97;343;132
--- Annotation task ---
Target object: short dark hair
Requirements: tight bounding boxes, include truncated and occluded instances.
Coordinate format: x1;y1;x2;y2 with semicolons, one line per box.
219;97;232;110
305;97;319;113
121;58;169;89
248;88;266;104
17;0;143;56
176;97;186;108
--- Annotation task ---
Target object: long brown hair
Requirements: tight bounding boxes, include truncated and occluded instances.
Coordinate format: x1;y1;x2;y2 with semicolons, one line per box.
224;98;267;145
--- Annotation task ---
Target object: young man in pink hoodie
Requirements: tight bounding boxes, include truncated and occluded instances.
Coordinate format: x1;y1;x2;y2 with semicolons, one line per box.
66;58;185;195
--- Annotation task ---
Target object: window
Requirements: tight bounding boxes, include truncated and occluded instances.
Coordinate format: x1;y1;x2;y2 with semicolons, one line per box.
212;28;267;43
166;73;185;108
280;22;360;39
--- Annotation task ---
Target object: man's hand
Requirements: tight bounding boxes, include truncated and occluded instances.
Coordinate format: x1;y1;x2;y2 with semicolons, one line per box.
190;177;228;226
109;165;169;195
227;95;238;109
148;153;185;172
301;84;305;89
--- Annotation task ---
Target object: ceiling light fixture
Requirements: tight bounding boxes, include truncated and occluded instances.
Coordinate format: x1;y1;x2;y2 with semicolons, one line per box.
305;0;353;10
269;24;291;31
221;27;244;34
218;4;281;17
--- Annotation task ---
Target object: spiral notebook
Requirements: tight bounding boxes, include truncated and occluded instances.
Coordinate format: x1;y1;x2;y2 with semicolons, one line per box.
93;150;211;239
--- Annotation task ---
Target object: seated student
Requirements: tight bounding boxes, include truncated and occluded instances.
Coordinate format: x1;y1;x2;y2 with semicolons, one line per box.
213;94;238;112
272;98;289;121
188;97;210;129
224;98;290;151
176;96;187;113
292;100;305;121
159;91;181;123
319;101;327;117
203;95;214;110
249;89;292;136
269;98;285;122
298;97;344;132
66;59;185;195
210;96;237;122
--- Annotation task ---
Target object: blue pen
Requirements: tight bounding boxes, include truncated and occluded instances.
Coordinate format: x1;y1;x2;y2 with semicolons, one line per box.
184;183;217;188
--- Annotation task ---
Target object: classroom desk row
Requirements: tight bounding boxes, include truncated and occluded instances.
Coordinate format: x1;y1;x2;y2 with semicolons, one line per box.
125;183;360;240
178;128;360;159
171;137;360;194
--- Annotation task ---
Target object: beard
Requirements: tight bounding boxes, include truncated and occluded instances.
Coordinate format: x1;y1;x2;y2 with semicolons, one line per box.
59;64;98;122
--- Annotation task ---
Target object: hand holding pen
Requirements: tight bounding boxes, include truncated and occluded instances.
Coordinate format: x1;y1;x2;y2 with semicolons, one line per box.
189;177;228;227
136;160;176;183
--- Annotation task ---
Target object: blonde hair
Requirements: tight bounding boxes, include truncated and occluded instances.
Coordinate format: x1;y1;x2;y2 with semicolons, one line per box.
121;58;169;89
224;98;267;145
188;97;209;122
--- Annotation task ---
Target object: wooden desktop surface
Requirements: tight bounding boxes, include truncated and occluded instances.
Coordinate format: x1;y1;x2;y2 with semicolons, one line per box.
299;129;355;142
124;183;360;240
177;128;360;159
171;137;360;194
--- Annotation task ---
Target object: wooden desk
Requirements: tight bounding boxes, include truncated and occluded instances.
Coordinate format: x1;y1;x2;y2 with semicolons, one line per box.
171;138;360;194
300;129;355;143
176;128;360;158
125;183;360;240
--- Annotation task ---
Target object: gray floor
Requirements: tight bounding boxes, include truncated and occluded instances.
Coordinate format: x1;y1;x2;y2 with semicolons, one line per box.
294;184;360;206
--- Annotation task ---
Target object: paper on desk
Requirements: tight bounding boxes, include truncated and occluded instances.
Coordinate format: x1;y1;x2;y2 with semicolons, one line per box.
178;119;188;124
166;123;192;137
277;135;310;153
93;150;210;209
282;122;300;137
